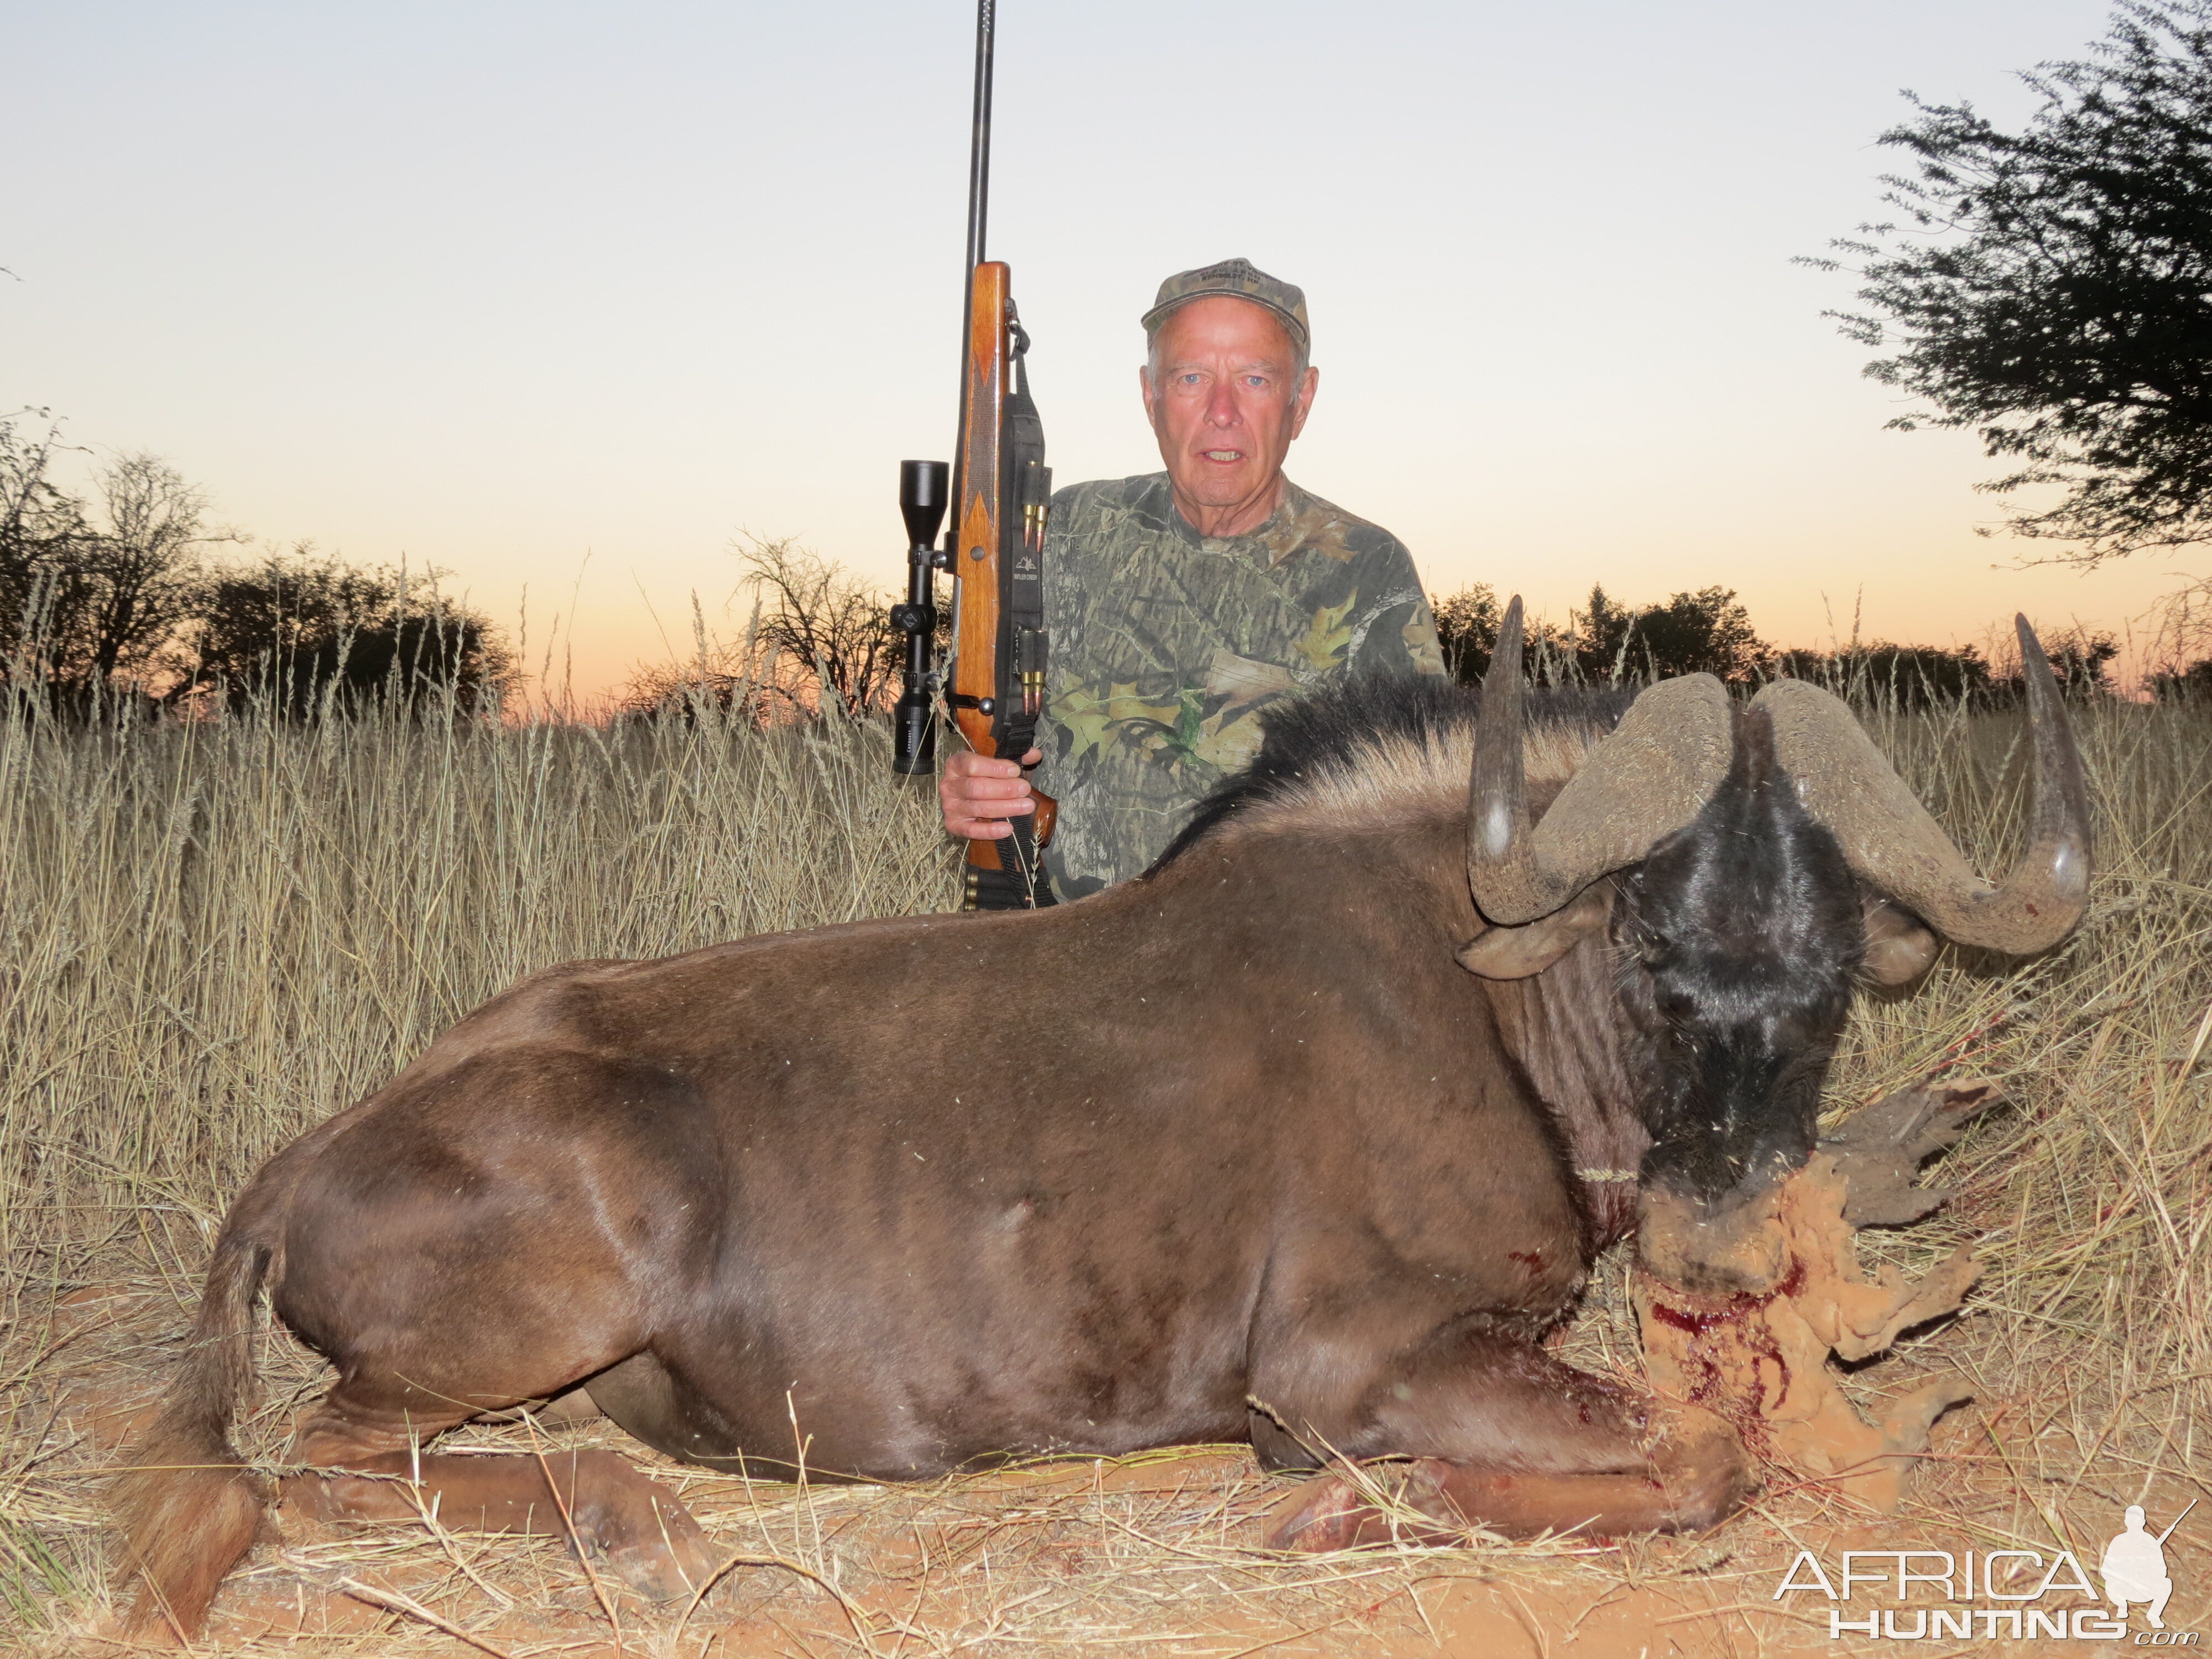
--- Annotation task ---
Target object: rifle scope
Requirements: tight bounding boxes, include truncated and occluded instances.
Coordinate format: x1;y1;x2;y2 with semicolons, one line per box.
890;458;950;775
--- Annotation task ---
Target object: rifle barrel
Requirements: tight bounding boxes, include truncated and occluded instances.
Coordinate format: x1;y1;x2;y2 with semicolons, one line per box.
952;0;996;533
964;0;993;274
2156;1497;2197;1545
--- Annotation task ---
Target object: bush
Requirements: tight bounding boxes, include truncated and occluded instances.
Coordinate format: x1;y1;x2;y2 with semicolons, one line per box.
2147;657;2212;700
179;549;515;717
1771;644;1995;708
1431;582;1768;686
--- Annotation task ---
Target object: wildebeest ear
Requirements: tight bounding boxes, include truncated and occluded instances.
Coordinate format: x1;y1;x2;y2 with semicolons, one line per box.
1457;885;1612;980
1862;896;1939;986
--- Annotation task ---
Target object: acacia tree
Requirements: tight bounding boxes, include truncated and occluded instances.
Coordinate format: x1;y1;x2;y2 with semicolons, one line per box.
80;452;227;684
0;414;229;698
1812;1;2212;562
0;414;89;654
624;536;899;722
741;535;901;719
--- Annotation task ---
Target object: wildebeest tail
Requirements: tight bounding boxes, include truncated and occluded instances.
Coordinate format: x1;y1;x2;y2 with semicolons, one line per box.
108;1229;273;1639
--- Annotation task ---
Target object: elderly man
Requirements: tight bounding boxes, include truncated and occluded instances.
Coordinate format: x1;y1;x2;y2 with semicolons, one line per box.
941;258;1447;900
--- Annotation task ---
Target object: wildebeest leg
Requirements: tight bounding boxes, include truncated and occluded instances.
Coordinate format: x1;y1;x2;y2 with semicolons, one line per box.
542;1385;605;1423
279;1390;716;1600
470;1384;605;1425
1257;1326;1749;1548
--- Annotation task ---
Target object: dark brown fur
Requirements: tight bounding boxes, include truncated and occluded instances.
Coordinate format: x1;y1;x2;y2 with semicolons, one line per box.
114;687;1764;1637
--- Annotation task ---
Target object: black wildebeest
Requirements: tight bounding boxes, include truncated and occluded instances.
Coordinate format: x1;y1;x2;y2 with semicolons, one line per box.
112;602;2089;1639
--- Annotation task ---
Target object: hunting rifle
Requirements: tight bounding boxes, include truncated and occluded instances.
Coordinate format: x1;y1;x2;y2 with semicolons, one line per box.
889;0;1055;911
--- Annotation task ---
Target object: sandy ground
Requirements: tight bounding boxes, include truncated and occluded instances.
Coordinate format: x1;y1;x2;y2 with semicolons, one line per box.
17;1265;2203;1659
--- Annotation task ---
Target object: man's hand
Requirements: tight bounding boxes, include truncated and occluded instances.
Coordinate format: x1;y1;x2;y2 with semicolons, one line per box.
940;748;1043;839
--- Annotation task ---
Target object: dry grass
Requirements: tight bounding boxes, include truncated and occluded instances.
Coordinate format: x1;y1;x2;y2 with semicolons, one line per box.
0;687;2206;1656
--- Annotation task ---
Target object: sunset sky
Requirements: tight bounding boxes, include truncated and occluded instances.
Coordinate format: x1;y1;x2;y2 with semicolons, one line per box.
8;0;2203;696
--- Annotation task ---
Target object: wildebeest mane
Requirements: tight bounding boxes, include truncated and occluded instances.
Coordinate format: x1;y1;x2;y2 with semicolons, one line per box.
1148;674;1632;874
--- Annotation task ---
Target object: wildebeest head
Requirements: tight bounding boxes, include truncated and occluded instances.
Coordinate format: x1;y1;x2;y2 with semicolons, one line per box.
1610;712;1864;1202
1458;598;2090;1216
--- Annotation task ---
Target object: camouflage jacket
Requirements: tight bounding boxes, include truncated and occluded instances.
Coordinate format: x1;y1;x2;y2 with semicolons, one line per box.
1032;472;1446;899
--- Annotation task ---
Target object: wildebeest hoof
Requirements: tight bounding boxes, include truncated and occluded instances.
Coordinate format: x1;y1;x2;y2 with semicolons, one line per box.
571;1467;719;1600
1266;1471;1379;1551
1266;1460;1472;1552
601;1526;718;1601
1645;1405;1756;1530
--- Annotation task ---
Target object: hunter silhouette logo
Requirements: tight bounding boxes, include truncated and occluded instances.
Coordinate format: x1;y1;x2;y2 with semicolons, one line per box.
2104;1501;2192;1630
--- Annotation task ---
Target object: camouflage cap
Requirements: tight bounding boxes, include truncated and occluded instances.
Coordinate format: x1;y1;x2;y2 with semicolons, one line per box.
1140;257;1309;352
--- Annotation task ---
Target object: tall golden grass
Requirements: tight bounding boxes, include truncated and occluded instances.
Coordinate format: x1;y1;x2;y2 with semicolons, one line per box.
0;693;954;1242
0;681;2205;1653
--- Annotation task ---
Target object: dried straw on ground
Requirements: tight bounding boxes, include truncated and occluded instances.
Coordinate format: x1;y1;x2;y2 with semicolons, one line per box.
0;685;2205;1655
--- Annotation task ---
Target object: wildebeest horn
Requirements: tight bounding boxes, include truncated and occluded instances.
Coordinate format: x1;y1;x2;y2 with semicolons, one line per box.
1468;597;1735;925
1750;615;2091;954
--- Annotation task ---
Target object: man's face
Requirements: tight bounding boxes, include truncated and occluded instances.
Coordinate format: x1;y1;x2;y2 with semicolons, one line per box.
1141;296;1318;533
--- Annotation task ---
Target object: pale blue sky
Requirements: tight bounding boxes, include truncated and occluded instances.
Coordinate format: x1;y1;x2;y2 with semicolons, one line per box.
6;0;2195;690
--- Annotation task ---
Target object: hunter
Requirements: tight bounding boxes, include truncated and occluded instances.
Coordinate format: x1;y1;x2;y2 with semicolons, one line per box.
940;257;1447;899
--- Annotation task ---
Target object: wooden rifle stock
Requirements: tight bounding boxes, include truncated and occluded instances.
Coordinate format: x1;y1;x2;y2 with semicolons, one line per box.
949;260;1056;908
